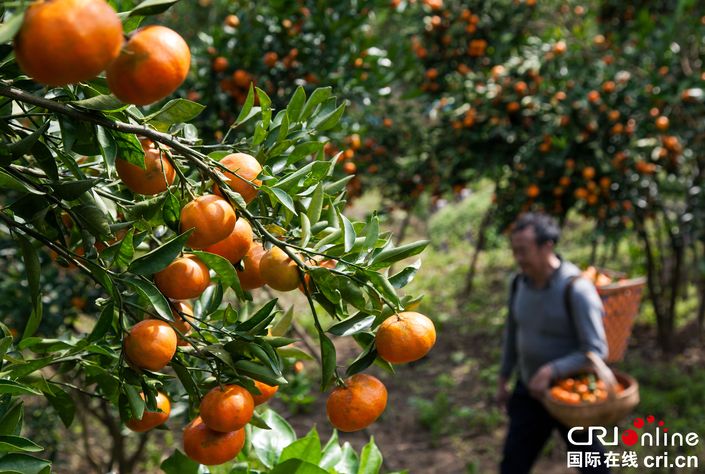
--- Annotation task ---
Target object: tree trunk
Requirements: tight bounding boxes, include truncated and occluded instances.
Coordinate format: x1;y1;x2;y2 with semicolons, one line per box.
460;205;494;299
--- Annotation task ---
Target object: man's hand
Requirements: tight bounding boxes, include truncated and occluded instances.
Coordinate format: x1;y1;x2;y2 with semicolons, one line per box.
496;377;510;413
528;364;554;399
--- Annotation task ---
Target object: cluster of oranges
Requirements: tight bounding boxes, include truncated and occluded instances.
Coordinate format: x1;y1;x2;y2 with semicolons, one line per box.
549;374;624;405
581;266;619;287
14;0;190;106
327;311;437;432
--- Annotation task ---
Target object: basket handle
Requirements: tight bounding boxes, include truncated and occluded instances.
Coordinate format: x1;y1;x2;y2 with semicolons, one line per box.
586;351;618;401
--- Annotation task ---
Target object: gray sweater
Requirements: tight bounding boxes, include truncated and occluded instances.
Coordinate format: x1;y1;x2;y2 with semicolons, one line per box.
499;258;608;385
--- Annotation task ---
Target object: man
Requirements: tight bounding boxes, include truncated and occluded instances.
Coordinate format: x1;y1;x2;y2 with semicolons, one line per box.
498;212;611;474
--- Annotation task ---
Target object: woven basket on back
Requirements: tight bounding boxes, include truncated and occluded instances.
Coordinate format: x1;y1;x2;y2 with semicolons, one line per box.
594;270;646;363
543;352;640;428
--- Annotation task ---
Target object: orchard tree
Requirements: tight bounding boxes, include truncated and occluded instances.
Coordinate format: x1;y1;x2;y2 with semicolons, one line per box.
0;0;434;472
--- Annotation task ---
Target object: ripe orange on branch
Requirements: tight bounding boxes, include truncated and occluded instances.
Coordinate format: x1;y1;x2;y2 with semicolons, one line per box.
326;374;388;432
375;311;436;364
214;153;263;204
14;0;123;87
259;246;300;292
199;385;254;433
116;140;176;195
106;26;191;105
204;218;254;264
237;243;267;290
251;380;278;406
180;195;237;249
124;320;177;371
183;416;245;466
126;392;171;432
155;255;211;300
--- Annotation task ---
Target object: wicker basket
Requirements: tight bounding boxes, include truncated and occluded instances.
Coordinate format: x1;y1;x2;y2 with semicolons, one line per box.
543;352;640;428
594;271;646;363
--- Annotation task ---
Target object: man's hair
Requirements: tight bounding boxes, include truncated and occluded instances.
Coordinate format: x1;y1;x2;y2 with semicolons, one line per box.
510;212;560;246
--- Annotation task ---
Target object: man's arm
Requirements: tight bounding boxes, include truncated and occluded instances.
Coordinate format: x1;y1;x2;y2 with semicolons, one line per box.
549;278;608;378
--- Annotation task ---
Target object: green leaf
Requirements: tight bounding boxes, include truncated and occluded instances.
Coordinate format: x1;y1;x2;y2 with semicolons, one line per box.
6;121;50;158
363;216;380;252
160;449;200;474
319;332;336;391
232;360;286;387
144;99;205;132
0;12;24;44
113;131;145;168
42;385;75;428
122;276;173;321
125;385;145;421
279;427;321;465
59;116;99;156
364;271;400;308
0;381;41;396
0;402;23;437
270;306;294;337
328;314;376;337
306;183;324;225
369;241;428;269
128;0;180;17
171;357;199;401
311;103;346;132
357;437;383;474
73;204;111;238
127;230;192;275
257;88;272;129
0;170;31;193
15;235;42;341
286;142;324;166
234;85;256;125
339;213;356;253
0;453;51;474
265;187;297;215
276;346;314;361
31;141;58;181
161;191;181;232
53;179;99;201
88;302;116;342
278;112;290;143
250;409;296;469
270;460;328;474
72;94;126;111
0;435;42;454
112;228;135;269
301;87;333;121
346;345;378;377
286;87;306;122
389;260;421;289
238;299;278;333
299;213;311;248
335;443;360;474
320;430;342;469
192;251;237;290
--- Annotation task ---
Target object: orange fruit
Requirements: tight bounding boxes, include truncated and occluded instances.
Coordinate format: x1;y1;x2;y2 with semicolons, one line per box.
259;247;300;292
582;166;596;180
214;153;263;204
116;140;175;195
224;15;240;28
180;195;237;249
171;301;194;346
251;380;278;406
203;218;253;264
126;391;171;432
183;416;245;466
199;385;254;433
375;312;436;364
124;320;177;371
655;115;669;131
526;184;540;198
212;56;229;73
326;374;387;432
232;70;252;89
237;243;267;290
14;0;123;87
106;26;191;105
263;51;278;68
155;255;211;300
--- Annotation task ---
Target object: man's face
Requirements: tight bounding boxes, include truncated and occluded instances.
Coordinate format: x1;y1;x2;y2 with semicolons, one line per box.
510;226;551;275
